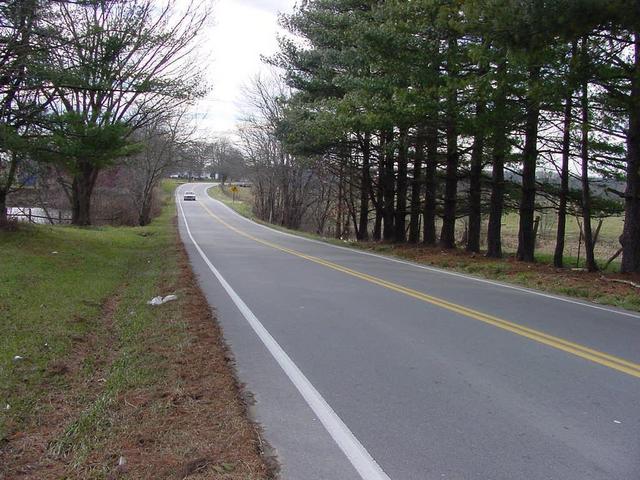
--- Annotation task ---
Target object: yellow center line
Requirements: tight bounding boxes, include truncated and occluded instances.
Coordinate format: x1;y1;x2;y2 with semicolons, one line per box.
198;200;640;379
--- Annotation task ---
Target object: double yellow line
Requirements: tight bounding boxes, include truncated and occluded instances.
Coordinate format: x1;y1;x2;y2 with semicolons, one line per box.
199;201;640;379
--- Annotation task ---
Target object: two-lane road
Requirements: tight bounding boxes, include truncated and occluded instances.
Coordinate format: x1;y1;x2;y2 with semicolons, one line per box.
177;183;640;480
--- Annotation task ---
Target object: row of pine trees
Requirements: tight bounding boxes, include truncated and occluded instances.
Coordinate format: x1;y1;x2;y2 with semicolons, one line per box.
264;0;640;273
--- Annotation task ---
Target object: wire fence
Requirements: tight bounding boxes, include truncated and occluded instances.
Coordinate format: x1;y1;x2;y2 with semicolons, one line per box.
6;207;118;225
7;207;71;225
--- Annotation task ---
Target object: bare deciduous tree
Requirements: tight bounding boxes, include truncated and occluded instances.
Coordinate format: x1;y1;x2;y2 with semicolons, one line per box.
127;109;193;225
0;0;46;225
238;74;319;229
41;0;210;225
203;138;246;184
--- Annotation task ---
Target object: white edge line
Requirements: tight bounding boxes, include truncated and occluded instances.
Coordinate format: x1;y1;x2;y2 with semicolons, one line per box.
198;183;640;321
176;187;391;480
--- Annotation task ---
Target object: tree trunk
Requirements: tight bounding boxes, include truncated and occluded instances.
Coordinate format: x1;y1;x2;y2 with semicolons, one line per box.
139;196;152;226
440;99;458;248
382;130;396;241
336;160;344;238
554;94;573;266
0;152;19;227
467;100;486;253
487;59;507;259
409;128;425;243
357;133;371;241
0;190;7;226
423;123;438;245
516;64;541;262
373;189;382;241
71;162;100;226
621;33;640;273
553;41;577;268
395;128;409;242
579;37;597;272
486;156;504;258
440;38;458;249
346;169;359;238
373;210;382;240
138;180;154;226
373;144;383;241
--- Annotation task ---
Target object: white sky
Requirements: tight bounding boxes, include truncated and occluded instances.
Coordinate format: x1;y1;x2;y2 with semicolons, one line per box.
189;0;298;139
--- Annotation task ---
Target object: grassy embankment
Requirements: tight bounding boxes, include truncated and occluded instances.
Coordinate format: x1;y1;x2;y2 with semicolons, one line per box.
211;184;254;218
209;184;640;312
209;184;344;245
0;181;272;479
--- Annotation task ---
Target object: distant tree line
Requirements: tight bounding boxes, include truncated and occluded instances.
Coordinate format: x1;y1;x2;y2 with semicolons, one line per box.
0;0;209;227
237;0;640;274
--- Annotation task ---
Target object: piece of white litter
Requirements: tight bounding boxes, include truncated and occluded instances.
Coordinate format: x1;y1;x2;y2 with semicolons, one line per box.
613;420;622;424
147;296;164;306
161;294;178;303
5;404;10;411
147;295;177;306
13;355;24;362
51;251;58;254
118;456;127;467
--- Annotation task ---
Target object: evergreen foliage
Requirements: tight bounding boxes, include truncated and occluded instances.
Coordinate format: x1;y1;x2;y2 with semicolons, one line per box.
261;0;640;272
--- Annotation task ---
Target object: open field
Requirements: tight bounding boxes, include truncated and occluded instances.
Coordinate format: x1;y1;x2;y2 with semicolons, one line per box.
0;181;272;479
500;212;623;264
419;213;623;268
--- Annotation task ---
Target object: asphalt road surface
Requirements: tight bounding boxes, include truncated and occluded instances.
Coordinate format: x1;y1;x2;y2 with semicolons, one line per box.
177;183;640;480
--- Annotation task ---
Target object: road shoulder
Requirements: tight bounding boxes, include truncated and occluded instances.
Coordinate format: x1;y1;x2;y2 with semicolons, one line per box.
0;189;274;479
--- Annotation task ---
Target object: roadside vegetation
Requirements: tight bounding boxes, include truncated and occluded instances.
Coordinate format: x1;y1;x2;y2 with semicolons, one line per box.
212;184;640;312
0;183;273;479
210;184;254;219
1;1;243;230
232;1;640;278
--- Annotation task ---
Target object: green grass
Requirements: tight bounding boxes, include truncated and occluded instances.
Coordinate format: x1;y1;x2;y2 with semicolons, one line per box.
208;184;254;219
0;182;186;466
534;252;620;273
504;211;624;244
500;212;624;261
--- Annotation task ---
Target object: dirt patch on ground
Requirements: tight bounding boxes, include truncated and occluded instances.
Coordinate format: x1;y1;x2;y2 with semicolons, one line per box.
88;245;276;479
0;229;275;479
0;293;122;478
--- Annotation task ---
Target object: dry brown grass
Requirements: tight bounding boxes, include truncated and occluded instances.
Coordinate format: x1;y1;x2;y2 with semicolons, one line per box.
1;293;122;478
363;243;640;312
91;244;276;479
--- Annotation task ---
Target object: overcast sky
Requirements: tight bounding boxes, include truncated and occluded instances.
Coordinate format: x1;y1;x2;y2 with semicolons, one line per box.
190;0;298;139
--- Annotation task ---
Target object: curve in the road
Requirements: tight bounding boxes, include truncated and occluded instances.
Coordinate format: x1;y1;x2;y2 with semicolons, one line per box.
197;199;640;379
178;192;392;480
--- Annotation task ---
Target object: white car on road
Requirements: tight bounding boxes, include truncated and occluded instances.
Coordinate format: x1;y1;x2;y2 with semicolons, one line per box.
183;191;196;201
